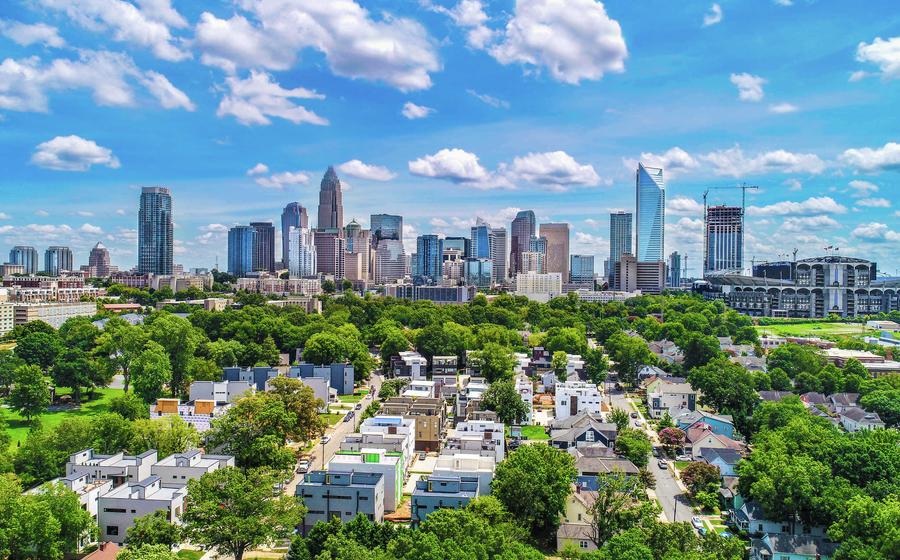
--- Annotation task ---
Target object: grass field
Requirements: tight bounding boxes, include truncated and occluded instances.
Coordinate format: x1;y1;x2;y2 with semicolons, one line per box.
3;387;125;448
176;551;204;560
520;425;549;440
338;394;365;403
755;322;872;339
320;412;345;426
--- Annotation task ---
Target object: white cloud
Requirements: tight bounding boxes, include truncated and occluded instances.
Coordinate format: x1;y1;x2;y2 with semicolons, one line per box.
30;135;120;172
702;146;826;176
37;0;189;61
857;197;891;208
115;208;126;215
667;196;704;216
429;218;450;228
409;148;500;188
466;89;510;109
774;0;793;5
702;4;723;27
851;222;900;242
35;210;50;217
401;101;434;119
424;0;494;49
338;160;396;181
216;71;327;126
76;210;95;217
839;142;900;172
489;0;627;84
781;215;839;232
783;178;803;191
254;171;311;189
855;36;900;80
583;218;601;229
501;151;601;188
199;223;229;233
748;196;847;217
0;20;65;47
0;226;12;234
195;1;440;91
769;102;798;113
80;223;103;234
666;217;704;246
848;180;878;197
246;163;269;176
730;72;766;102
624;147;699;178
0;50;192;113
0;212;10;220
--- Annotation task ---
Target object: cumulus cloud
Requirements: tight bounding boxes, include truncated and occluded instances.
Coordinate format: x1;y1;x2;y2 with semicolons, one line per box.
848;180;878;197
466;89;510;109
30;135;120;172
0;50;192;113
246;163;269;176
424;0;494;49
769;102;798;113
115;209;126;216
0;20;65;47
730;73;766;102
36;0;189;61
781;215;839;232
839;142;900;172
338;160;396;181
624;147;699;178
748;196;847;217
199;223;229;233
702;4;723;27
409;148;502;188
80;223;103;234
702;146;826;176
854;36;900;80
216;70;327;126
254;171;310;189
0;212;11;220
401;101;434;119
429;218;450;228
195;0;440;91
583;218;601;229
857;197;891;208
501;151;601;189
851;222;900;242
489;0;627;84
667;196;704;216
666;217;704;247
783;178;803;191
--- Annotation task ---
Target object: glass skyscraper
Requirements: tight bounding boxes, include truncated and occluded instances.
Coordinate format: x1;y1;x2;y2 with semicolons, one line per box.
416;234;441;284
510;210;535;276
317;167;344;230
370;214;403;242
250;221;276;273
470;219;492;259
281;202;308;269
440;236;469;257
635;163;665;262
44;246;73;275
609;211;632;285
9;245;39;274
539;223;570;282
138;187;173;275
288;227;317;278
570;254;594;285
227;225;256;277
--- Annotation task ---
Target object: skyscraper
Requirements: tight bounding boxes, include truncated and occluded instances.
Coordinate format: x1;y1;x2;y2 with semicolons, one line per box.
317;167;344;230
370;214;403;242
704;205;743;274
375;239;406;283
668;251;682;287
635;163;665;262
227;226;256;277
9;246;38;275
470;218;492;259
539;223;570;282
490;227;508;283
440;236;469;258
288;226;317;278
510;210;535;276
281;202;309;269
138;187;173;275
464;258;493;288
609;211;632;285
44;246;73;275
570;255;594;286
344;220;371;283
88;242;111;277
314;230;346;279
416;234;441;284
250;221;276;273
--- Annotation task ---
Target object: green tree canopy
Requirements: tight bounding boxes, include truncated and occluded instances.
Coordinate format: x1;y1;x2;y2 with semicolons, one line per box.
482;380;529;425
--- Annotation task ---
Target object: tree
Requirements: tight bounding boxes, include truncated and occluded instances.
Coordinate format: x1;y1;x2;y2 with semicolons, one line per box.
680;462;720;496
588;472;659;547
126;511;181;549
116;544;179;560
377;378;409;399
609;408;630;432
614;429;651;468
842;357;870;381
767;343;825;379
379;329;409;368
769;367;792;391
204;393;297;471
492;444;576;544
130;416;199;458
605;333;654;387
58;316;100;352
182;467;306;560
681;333;722;371
95;318;148;392
14;331;64;371
266;376;327;443
32;482;97;555
109;391;150;420
687;357;758;433
51;348;93;404
482;380;529;425
146;312;202;397
657;427;686;455
91;413;137;454
551;350;569;376
131;341;173;403
544;327;588;356
9;364;51;421
859;389;900;427
584;347;609;385
828;494;900;560
302;332;347;365
0;349;24;396
472;342;515;383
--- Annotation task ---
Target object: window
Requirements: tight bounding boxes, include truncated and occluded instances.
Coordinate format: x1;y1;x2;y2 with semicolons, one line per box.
580;541;589;549
107;526;119;536
103;508;127;513
585;430;595;442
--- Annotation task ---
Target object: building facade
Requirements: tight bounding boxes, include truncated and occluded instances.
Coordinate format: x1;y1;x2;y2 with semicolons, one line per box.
540;223;571;282
370;214;402;243
9;246;39;274
288;227;317;278
668;251;682;287
227;226;256;277
44;246;74;275
314;230;346;279
510;210;536;277
375;239;406;284
491;227;508;283
250;221;276;273
609;211;632;286
416;234;441;284
570;255;594;286
705;205;743;274
88;242;112;277
281;202;309;269
635;163;665;262
137;187;173;275
317;167;344;230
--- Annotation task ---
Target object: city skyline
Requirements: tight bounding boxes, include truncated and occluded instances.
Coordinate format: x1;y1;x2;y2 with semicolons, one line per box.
0;1;898;275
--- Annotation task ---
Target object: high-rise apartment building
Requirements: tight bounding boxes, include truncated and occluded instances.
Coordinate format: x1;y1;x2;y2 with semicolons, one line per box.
464;258;492;288
570;255;594;286
138;187;173;275
314;230;346;279
539;223;570;282
375;239;406;284
613;253;665;294
635;163;665;262
609;211;632;286
470;219;492;259
416;234;441;284
9;246;39;275
317;167;344;230
227;226;256;277
44;246;73;275
668;251;682;287
509;210;535;276
281;203;309;269
370;214;403;242
440;237;469;258
704;205;743;274
521;251;544;273
490;227;508;284
88;242;112;277
288;227;317;278
344;220;371;283
250;221;276;273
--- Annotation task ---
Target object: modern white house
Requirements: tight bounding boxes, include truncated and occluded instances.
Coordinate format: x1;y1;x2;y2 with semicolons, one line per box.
188;380;253;403
448;420;506;462
66;449;158;486
328;448;404;512
29;471;114;551
555;381;603;421
838;407;886;432
432;453;496;496
647;381;697;418
514;373;534;424
393;351;427;380
150;450;235;488
402;380;437;399
97;476;186;544
357;416;417;470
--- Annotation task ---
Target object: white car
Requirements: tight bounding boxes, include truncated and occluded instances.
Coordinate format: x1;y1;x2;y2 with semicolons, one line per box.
320;435;331;444
691;516;703;530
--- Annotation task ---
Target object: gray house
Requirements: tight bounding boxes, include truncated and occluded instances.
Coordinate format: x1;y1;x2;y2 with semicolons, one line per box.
289;362;355;395
296;471;384;534
410;475;480;525
222;366;278;391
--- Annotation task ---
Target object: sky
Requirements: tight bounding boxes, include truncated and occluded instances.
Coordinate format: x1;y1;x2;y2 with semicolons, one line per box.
0;0;898;277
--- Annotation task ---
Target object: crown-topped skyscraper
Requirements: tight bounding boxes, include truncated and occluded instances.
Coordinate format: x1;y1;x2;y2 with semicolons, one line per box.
317;166;344;231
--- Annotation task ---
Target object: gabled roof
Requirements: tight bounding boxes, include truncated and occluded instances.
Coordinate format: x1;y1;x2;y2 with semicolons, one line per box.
551;421;618;445
753;534;838;557
699;447;742;465
575;456;640;475
830;393;860;406
550;410;604;431
758;390;792;402
686;424;744;449
840;407;883;424
675;409;733;427
800;392;827;404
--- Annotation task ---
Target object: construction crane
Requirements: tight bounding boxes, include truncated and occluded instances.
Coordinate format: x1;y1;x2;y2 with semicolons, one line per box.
702;183;759;274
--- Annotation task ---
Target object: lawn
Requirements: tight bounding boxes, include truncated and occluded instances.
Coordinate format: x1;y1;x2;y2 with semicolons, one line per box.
176;551;204;560
520;425;549;440
338;393;365;403
320;412;345;426
3;387;125;448
755;321;872;339
674;460;691;471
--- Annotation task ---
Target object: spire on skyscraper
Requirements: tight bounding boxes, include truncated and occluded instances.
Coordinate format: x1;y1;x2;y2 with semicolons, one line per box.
317;166;344;230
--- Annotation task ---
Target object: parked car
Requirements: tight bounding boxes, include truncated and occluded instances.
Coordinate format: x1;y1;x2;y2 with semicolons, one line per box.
698;527;708;536
320;435;331;444
652;447;660;457
657;459;668;469
296;461;310;474
676;454;692;461
344;411;354;422
634;420;643;427
691;516;703;530
355;403;363;410
720;531;734;538
630;412;638;418
418;451;427;461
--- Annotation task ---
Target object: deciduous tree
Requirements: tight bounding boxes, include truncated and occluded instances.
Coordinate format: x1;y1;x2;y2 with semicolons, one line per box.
131;341;173;404
9;364;51;421
482;380;529;425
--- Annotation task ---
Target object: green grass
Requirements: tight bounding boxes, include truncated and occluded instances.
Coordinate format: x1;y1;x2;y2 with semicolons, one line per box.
338;394;365;403
320;412;344;426
176;551;204;560
3;387;125;448
520;425;549;440
674;461;691;471
755;321;873;339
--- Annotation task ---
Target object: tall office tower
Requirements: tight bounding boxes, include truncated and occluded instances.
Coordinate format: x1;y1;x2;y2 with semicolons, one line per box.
635;163;665;262
314;230;346;278
88;242;112;277
529;235;547;254
281;202;309;269
374;238;406;283
317;167;344;230
521;251;544;273
344;220;371;282
490;227;508;284
609;211;633;286
570;255;595;286
539;223;570;282
44;246;73;275
9;245;39;274
227;226;256;277
138;187;173;275
250;221;276;273
704;205;743;274
464;258;493;288
668;251;682;287
614;253;665;294
288;226;317;277
470;218;492;259
416;234;441;284
510;210;536;276
440;236;469;258
370;214;403;243
409;253;420;278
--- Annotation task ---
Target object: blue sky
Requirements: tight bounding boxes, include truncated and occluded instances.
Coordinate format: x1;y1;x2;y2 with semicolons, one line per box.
1;0;898;276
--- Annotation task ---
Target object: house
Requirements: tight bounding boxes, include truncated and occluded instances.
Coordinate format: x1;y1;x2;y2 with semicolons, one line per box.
718;336;756;358
750;534;837;560
289;362;355;395
828;393;860;413
97;476;186;544
699;447;742;478
641;374;686;394
432;355;458;375
759;336;787;351
356;416;417;469
188;380;252;404
432;453;495;495
556;485;598;553
391;351;427;380
647;381;697;419
648;339;684;365
674;409;735;439
732;355;767;372
410;476;480;525
572;453;639;490
838;407;885;432
432;374;458;400
67;449;157;486
401;380;437;399
685;423;744;457
758;390;793;402
550;417;618;451
150;450;234;488
799;392;828;407
222;366;277;391
328;449;403;512
555;381;603;421
731;499;828;538
380;397;446;452
296;471;385;534
456;377;489;420
149;398;230;432
515;373;534;423
637;364;668;381
446;420;506;462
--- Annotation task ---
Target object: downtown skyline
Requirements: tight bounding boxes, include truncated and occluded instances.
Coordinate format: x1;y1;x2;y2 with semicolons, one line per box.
0;1;899;275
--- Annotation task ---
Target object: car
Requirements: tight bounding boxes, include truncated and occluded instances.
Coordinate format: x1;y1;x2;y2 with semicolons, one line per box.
691;516;703;530
676;454;692;462
418;451;427;461
652;447;660;457
355;403;363;410
320;435;331;444
634;420;643;427
698;527;708;536
720;531;734;538
630;412;638;418
296;461;310;474
657;459;668;469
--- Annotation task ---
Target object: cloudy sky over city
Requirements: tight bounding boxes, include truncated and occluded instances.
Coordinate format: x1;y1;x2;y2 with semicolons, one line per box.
1;0;898;275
